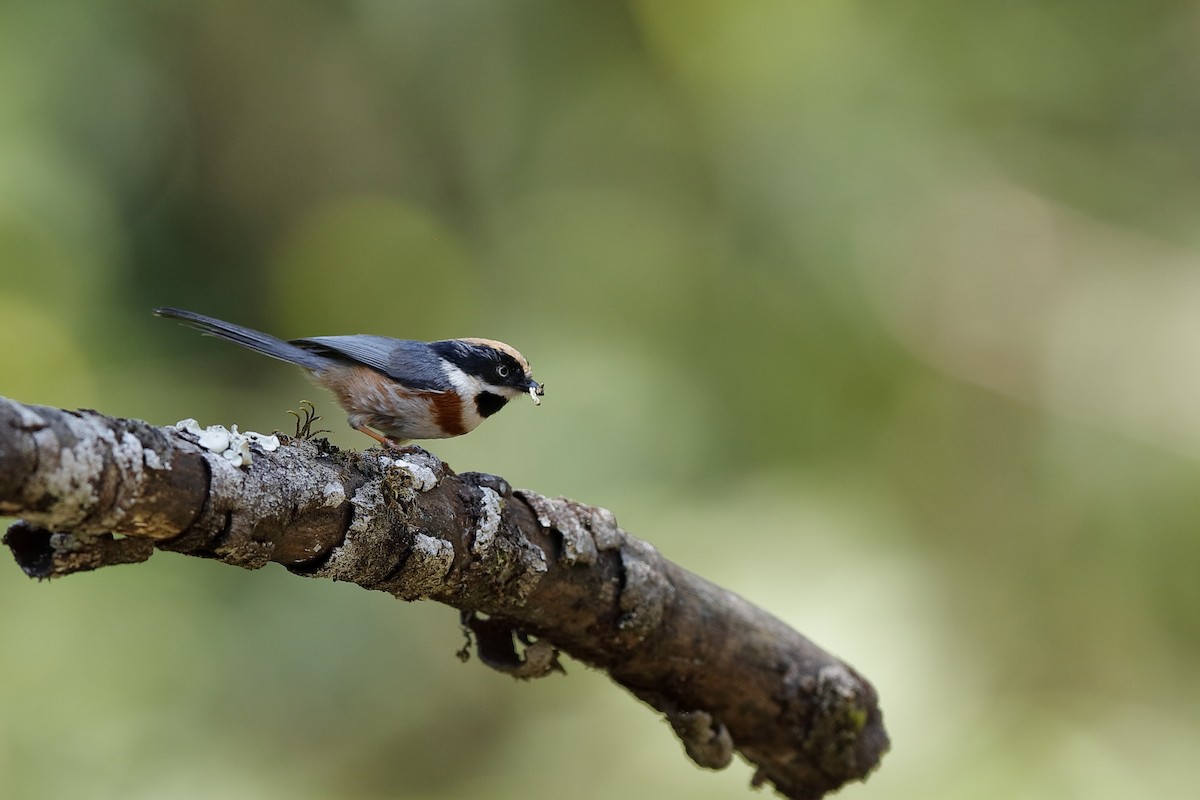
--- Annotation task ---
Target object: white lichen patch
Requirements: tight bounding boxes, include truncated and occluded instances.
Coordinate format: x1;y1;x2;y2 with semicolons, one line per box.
113;430;145;471
321;479;347;507
244;430;280;451
392;533;456;600
142;447;165;470
175;419;279;467
381;454;438;492
466;486;547;603
316;482;386;582
472;487;503;556
38;442;102;523
196;425;230;453
15;411;158;532
413;532;453;561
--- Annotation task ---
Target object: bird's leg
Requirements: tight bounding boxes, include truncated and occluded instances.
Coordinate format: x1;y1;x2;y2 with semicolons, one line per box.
352;423;396;448
352;424;421;455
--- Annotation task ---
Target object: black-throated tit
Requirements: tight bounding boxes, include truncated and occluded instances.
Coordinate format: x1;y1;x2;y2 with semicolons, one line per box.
155;307;544;447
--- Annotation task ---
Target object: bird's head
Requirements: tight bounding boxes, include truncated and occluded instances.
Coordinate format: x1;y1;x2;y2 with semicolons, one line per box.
433;338;545;416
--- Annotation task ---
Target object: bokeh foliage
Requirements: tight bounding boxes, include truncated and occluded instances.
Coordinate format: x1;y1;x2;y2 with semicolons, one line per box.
2;2;1199;798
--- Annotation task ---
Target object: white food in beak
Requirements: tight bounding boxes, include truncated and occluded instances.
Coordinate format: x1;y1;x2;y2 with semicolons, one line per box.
529;386;542;406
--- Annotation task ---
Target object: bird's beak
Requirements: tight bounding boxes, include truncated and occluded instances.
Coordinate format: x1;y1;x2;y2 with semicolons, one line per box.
526;380;545;406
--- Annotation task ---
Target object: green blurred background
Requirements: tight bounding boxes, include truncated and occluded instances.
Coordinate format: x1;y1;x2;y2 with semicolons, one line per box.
3;1;1199;797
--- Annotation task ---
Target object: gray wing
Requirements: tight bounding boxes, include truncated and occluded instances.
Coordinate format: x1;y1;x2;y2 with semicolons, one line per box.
292;336;452;391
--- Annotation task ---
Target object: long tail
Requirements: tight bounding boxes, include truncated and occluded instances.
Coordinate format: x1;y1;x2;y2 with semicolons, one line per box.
154;307;332;371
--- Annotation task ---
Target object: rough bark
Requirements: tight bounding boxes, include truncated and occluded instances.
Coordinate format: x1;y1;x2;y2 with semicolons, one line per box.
0;396;889;799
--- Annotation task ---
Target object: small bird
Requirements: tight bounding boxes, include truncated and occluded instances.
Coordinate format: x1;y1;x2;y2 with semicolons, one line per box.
155;307;544;447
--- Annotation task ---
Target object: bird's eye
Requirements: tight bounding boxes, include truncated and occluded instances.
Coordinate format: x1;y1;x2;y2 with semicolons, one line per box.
497;365;510;378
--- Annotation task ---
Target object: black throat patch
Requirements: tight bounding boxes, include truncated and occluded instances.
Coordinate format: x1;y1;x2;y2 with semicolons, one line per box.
475;391;508;418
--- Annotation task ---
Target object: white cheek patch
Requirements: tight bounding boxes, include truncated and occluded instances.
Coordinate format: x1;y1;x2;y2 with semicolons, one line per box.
442;362;483;397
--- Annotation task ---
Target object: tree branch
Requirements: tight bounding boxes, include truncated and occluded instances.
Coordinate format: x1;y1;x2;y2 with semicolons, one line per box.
0;396;888;799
